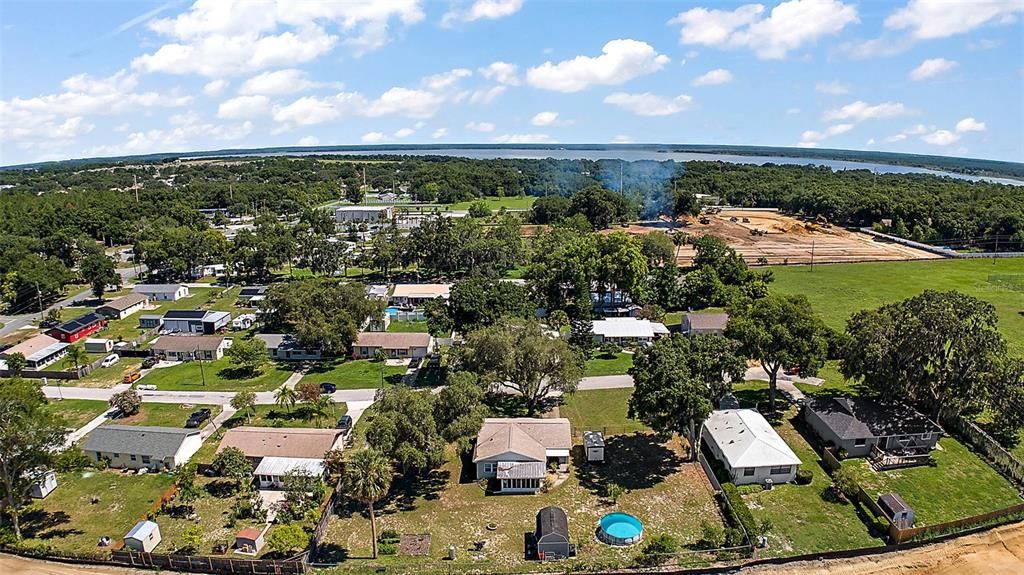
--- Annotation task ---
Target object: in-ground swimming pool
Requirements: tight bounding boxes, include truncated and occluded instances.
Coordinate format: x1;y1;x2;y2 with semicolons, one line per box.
597;512;643;546
384;306;401;316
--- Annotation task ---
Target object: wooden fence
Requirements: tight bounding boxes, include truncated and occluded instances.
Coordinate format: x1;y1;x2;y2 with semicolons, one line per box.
945;416;1024;487
111;551;307;574
821;446;842;472
886;502;1024;544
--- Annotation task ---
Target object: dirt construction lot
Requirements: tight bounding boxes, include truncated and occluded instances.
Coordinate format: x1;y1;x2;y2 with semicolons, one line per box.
623;209;940;266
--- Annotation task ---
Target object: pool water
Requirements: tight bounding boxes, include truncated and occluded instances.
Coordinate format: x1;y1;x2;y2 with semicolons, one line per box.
385;306;401;316
598;512;643;545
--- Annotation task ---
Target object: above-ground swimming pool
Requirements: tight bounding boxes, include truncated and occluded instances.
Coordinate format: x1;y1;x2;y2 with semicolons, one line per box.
597;512;644;546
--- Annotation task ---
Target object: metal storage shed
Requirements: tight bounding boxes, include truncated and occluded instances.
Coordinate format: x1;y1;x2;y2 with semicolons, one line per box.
583;431;605;462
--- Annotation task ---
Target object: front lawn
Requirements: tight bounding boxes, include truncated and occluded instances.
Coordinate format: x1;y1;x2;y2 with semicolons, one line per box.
740;408;883;557
302;359;407;389
843;437;1023;526
105;403;222;428
140;359;294;392
584;352;633;377
560;388;647;440
45;399;111;429
224;403;347;429
386;320;430;333
324;438;721;569
19;469;175;553
447;195;536;211
73;357;144;389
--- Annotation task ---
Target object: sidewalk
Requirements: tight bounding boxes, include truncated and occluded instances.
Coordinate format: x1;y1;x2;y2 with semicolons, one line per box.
63;407;117;449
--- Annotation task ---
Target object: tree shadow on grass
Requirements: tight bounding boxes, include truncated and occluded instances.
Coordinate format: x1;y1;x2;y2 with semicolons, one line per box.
216;367;262;381
380;468;451;513
205;480;238;498
20;509;82;540
575;432;682;497
313;542;350;563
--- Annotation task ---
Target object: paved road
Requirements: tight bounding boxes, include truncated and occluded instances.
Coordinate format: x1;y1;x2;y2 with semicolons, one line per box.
41;383;378;405
0;287;94;338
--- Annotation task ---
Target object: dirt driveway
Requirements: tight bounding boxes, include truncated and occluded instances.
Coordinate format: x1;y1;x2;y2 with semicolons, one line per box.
742;521;1024;575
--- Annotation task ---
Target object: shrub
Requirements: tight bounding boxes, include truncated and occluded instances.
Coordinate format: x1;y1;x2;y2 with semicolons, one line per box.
795;469;814;485
724;527;744;548
837;448;849;460
378;529;400;543
696;520;725;550
606;482;626;503
378;542;398;556
832;467;860;499
720;483;756;542
634;533;678;566
109;388;141;416
53;446;93;472
176;525;204;554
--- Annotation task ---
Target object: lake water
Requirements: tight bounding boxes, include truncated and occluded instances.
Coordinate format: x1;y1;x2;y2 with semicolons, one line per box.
221;147;1022;186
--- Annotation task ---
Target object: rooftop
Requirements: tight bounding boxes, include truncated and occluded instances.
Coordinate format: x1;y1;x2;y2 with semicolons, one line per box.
52;312;105;334
536;506;569;538
151;335;226;352
83;425;200;459
218;427;343;459
391;283;451;299
355;331;432;349
806;397;943;440
134;284;186;293
473;418;572;463
591;318;669;338
703;409;801;468
125;520;159;541
99;293;149;311
3;334;68;362
685;312;730;331
163;309;230;322
254;456;327;477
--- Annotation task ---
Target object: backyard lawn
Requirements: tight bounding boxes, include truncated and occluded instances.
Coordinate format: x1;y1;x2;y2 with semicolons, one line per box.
559;388;647;440
740;408;883;557
46;399;111;429
387;320;430;333
843;437;1023;526
140;359;294;392
19;469;175;553
584;352;633;377
447;196;536;211
156;475;268;556
771;259;1024;354
224;403;347;429
302;359;407;389
103;402;222;428
324;438;721;569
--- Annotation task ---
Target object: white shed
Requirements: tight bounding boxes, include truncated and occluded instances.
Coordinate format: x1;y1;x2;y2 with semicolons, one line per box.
124;520;162;552
84;338;114;354
584;431;605;463
30;470;58;499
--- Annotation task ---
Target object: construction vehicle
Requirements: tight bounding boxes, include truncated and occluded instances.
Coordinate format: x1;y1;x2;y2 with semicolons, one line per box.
742;217;750;223
750;229;767;236
699;216;711;225
729;216;739;223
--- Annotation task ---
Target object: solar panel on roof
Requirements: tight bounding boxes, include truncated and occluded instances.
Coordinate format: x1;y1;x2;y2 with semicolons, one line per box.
55;312;104;333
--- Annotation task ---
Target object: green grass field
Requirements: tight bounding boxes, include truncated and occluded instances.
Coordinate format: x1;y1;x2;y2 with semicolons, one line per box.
583;352;634;376
20;470;174;553
104;403;222;428
447;195;536;211
223;402;347;429
302;359;407;389
140;359;293;392
844;437;1023;526
386;319;430;333
771;259;1024;353
742;408;884;557
45;399;110;428
559;388;648;439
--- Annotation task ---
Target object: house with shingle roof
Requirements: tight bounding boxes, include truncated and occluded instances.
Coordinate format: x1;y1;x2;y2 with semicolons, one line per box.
472;418;572;493
97;293;149;320
82;425;202;471
352;331;433;359
803;397;942;458
681;312;730;335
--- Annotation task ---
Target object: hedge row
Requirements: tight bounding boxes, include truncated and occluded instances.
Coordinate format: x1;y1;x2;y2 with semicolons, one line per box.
721;483;758;541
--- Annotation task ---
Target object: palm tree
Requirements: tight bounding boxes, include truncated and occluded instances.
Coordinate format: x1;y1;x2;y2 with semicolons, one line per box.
373;348;388;388
66;344;88;374
310;395;333;426
274;386;297;413
344;449;393;559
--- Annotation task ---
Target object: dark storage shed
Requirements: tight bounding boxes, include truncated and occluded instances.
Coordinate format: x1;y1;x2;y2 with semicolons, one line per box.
534;506;571;560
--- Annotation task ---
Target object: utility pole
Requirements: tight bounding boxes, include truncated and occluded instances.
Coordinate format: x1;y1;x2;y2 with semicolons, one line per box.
197;346;207;386
35;282;43;322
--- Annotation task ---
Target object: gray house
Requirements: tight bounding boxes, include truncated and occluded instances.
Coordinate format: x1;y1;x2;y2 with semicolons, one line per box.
255;334;322;361
681;312;729;335
803;397;942;458
534;506;572;560
83;425;203;471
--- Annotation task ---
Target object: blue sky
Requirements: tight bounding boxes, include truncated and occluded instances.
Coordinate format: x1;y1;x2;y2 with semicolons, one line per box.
1;0;1022;165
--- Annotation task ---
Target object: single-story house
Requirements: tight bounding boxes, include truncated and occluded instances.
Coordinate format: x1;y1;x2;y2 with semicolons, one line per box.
161;309;231;335
255;334;322;361
237;285;268;303
1;334;69;369
473;418;572;493
254;457;326;489
218;427;344;461
366;284;389;300
878;492;915;529
234;527;267;555
535;506;572;560
124;520;162;552
583;431;605;463
48;312;107;343
30;470;58;499
134;284;189;301
389;283;451;307
83;425;202;471
193;263;226;278
803;397;943;458
590;318;669;346
681;313;730;336
96;293;149;320
84;338;113;354
335;205;393;224
352;331;433;359
702;409;801;486
150;335;231;361
139;314;164;329
232;313;256;330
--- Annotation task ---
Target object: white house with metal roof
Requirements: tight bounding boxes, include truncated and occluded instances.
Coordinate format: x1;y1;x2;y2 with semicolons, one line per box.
134;284;190;301
590;318;669;346
702;409;801;486
254;457;327;489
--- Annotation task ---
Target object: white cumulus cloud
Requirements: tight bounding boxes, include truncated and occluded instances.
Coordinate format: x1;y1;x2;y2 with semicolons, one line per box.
442;0;523;27
669;0;860;60
692;68;733;86
479;61;520;85
922;129;959;145
822;100;910;122
603;92;693;116
492;133;555;144
298;136;319;146
799;122;854;146
394;127;415;138
909;57;958;80
955;117;986;132
469;85;507;104
466;121;496;132
885;0;1024;40
217;95;270;119
526;39;670;92
239;69;322;95
203;79;229;96
531;112;560;126
431;127;449;139
361;131;386;143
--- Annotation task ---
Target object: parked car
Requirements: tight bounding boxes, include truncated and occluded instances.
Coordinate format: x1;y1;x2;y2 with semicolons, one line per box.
100;354;120;368
136;384;157;391
185;408;212;428
141;357;158;369
784;366;802;376
319;382;337;394
336;415;353;431
122;371;141;384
